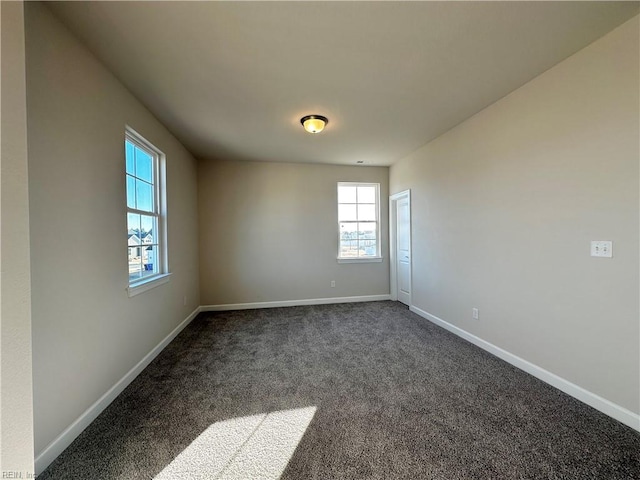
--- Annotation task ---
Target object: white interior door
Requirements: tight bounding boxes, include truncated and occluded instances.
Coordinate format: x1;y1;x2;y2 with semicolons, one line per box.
396;196;411;306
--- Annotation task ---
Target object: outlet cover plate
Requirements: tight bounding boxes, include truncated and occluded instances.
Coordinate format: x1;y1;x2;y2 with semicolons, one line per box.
590;241;612;258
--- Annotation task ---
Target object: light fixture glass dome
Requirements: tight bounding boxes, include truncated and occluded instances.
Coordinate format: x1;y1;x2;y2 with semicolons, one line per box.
301;115;328;134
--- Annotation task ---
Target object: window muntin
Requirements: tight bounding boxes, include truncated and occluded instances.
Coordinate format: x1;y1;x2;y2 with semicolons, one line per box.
125;129;166;287
338;183;380;259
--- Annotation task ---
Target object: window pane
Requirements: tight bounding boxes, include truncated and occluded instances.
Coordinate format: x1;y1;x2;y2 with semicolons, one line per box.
338;204;357;221
127;213;140;237
140;215;155;242
141;245;158;277
360;239;377;257
127;213;142;274
135;179;153;212
358;204;376;221
135;147;153;183
358;222;377;257
340;221;357;235
340;240;359;257
126;141;135;175
338;186;356;203
358;222;377;239
339;223;358;257
128;247;142;281
126;175;136;209
357;186;376;204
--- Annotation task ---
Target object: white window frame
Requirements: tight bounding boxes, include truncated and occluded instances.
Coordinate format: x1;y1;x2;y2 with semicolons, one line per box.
337;182;383;263
125;126;170;296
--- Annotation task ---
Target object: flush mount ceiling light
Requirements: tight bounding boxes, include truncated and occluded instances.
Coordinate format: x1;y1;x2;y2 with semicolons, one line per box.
300;115;328;134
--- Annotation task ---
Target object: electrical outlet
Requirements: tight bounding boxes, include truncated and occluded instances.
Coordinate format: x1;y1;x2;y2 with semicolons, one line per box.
330;280;336;288
590;241;612;258
472;308;479;320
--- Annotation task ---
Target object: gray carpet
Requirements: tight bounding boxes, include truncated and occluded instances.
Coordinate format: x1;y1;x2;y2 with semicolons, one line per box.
39;301;640;479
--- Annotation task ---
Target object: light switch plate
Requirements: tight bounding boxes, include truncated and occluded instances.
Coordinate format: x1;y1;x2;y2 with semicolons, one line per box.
590;241;612;258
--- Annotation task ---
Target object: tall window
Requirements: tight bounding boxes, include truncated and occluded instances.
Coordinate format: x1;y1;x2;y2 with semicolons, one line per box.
338;182;381;261
126;128;167;292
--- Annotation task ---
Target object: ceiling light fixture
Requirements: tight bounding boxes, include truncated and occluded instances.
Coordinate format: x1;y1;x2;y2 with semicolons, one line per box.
300;115;328;134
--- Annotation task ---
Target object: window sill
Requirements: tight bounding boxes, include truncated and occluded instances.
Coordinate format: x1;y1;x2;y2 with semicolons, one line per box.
127;273;172;297
337;257;383;264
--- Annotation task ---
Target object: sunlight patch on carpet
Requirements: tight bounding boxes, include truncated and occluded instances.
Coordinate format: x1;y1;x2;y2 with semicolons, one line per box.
154;406;317;479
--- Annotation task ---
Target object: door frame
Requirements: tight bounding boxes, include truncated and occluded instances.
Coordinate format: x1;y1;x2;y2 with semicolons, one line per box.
389;189;411;304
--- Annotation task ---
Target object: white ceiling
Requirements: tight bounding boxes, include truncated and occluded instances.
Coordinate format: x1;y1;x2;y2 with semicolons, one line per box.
47;1;639;166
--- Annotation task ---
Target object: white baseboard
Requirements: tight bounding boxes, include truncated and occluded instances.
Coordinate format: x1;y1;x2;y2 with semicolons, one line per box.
34;306;202;474
409;305;640;432
201;294;391;311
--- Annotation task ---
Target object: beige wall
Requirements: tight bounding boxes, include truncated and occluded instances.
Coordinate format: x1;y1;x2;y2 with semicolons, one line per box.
1;1;35;475
199;160;389;305
25;2;200;456
390;16;639;413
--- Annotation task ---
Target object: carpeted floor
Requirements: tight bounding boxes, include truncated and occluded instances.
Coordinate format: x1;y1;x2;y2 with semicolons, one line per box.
38;301;640;479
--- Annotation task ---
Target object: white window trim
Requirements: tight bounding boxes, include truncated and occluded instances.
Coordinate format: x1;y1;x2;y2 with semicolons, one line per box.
125;126;170;296
127;273;172;297
337;182;382;263
337;257;383;264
